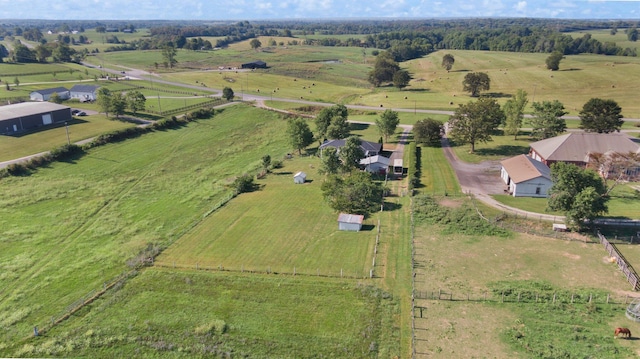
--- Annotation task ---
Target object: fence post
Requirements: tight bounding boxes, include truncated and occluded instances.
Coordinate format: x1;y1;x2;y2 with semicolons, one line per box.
196;262;199;270
293;267;296;276
341;268;343;278
607;294;610;304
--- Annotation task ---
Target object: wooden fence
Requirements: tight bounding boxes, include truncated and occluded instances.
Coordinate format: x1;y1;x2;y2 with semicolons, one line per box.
597;232;640;291
413;289;636;305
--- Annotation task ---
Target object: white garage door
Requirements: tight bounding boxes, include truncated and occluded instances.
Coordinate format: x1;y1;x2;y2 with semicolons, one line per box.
42;114;52;125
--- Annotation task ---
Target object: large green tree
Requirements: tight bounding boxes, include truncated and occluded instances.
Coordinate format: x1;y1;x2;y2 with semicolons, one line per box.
392;70;411;90
545;51;564;71
34;44;51;63
579;98;624;134
529;100;567;140
161;43;177;68
368;51;400;87
448;97;504;153
314;105;349;144
319;147;341;176
96;88;113;117
375;109;400;143
286;118;314;155
547;162;608;230
413;118;443;146
441;54;455;71
11;43;36;63
249;38;262;50
222;87;234;101
52;43;74;62
111;92;127;118
503;89;528;139
339;136;365;172
125;90;146;114
321;171;384;217
462;72;490;97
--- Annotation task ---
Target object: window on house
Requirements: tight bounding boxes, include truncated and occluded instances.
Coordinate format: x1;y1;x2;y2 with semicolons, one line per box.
535;187;541;195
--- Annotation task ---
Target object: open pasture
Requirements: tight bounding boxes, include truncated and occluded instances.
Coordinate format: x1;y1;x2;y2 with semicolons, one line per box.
397;50;640;117
157;155;377;278
0;105;291;348
12;269;399;358
412;215;640;357
417;145;461;196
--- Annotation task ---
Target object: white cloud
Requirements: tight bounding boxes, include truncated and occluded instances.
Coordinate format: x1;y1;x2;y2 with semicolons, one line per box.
515;1;527;12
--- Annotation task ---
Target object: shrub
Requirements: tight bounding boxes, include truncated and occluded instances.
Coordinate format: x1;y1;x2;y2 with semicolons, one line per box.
232;174;257;194
194;319;228;335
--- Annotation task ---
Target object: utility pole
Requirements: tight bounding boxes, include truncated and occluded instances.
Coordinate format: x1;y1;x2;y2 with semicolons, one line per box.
65;122;70;145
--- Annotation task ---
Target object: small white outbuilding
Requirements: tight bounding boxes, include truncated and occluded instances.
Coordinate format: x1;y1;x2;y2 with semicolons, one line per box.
293;171;306;184
338;213;364;232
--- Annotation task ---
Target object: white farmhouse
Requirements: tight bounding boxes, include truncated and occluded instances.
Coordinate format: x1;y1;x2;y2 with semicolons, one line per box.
500;154;552;197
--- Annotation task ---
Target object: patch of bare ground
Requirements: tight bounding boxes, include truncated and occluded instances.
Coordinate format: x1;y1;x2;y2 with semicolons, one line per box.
438;198;463;208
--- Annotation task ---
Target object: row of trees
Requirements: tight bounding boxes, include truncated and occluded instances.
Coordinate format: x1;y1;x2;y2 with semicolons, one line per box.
96;88;146;118
448;94;624;153
2;40;85;64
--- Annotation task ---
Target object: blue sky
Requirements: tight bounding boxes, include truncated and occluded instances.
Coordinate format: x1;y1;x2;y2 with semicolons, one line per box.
0;0;638;20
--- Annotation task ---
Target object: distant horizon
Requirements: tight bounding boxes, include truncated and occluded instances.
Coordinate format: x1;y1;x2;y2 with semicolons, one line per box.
0;0;639;22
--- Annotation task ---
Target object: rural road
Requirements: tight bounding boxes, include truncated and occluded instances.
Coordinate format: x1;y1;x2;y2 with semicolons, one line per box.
4;62;638;224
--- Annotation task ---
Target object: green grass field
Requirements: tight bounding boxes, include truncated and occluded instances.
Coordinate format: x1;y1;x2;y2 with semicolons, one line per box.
157;156;377;277
569;29;640;51
13;269;400;358
0;105;290;350
413;213;639;357
417;145;461;196
0;115;134;161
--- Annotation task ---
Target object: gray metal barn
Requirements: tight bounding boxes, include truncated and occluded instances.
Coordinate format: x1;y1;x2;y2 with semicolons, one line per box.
0;102;72;135
338;213;364;232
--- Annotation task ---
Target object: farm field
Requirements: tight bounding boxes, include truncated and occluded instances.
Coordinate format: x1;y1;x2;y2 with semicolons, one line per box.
412;208;640;357
157;156;378;277
0;114;135;161
13;269;400;358
0;105;293;352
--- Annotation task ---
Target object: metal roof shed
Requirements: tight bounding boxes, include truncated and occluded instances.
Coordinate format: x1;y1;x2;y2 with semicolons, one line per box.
338;213;364;232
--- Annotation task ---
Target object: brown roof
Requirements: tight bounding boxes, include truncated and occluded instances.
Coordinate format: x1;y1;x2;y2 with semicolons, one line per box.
530;133;640;163
501;154;551;183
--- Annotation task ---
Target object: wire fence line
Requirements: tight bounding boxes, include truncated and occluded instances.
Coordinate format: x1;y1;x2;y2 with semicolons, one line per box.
32;270;136;339
597;232;640;291
413;289;638;306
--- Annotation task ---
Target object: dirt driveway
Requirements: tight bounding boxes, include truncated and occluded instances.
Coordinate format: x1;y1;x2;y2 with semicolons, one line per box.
441;137;505;196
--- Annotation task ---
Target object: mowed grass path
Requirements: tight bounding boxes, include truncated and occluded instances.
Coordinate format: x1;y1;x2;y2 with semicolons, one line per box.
158;156;377;277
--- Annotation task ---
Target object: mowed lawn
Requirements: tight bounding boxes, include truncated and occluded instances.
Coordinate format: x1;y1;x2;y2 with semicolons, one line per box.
158;156;377;277
0;115;135;162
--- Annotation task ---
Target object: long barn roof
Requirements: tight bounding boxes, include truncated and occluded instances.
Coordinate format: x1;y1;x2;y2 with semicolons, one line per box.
0;102;70;122
530;133;640;162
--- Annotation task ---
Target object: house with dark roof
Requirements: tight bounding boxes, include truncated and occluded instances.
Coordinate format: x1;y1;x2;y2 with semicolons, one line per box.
70;85;100;102
319;139;382;158
500;154;553;197
29;87;70;102
529;132;640;167
0;102;71;135
241;60;267;69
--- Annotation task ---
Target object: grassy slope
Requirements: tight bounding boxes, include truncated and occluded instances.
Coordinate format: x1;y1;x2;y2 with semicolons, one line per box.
0;105;290;347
